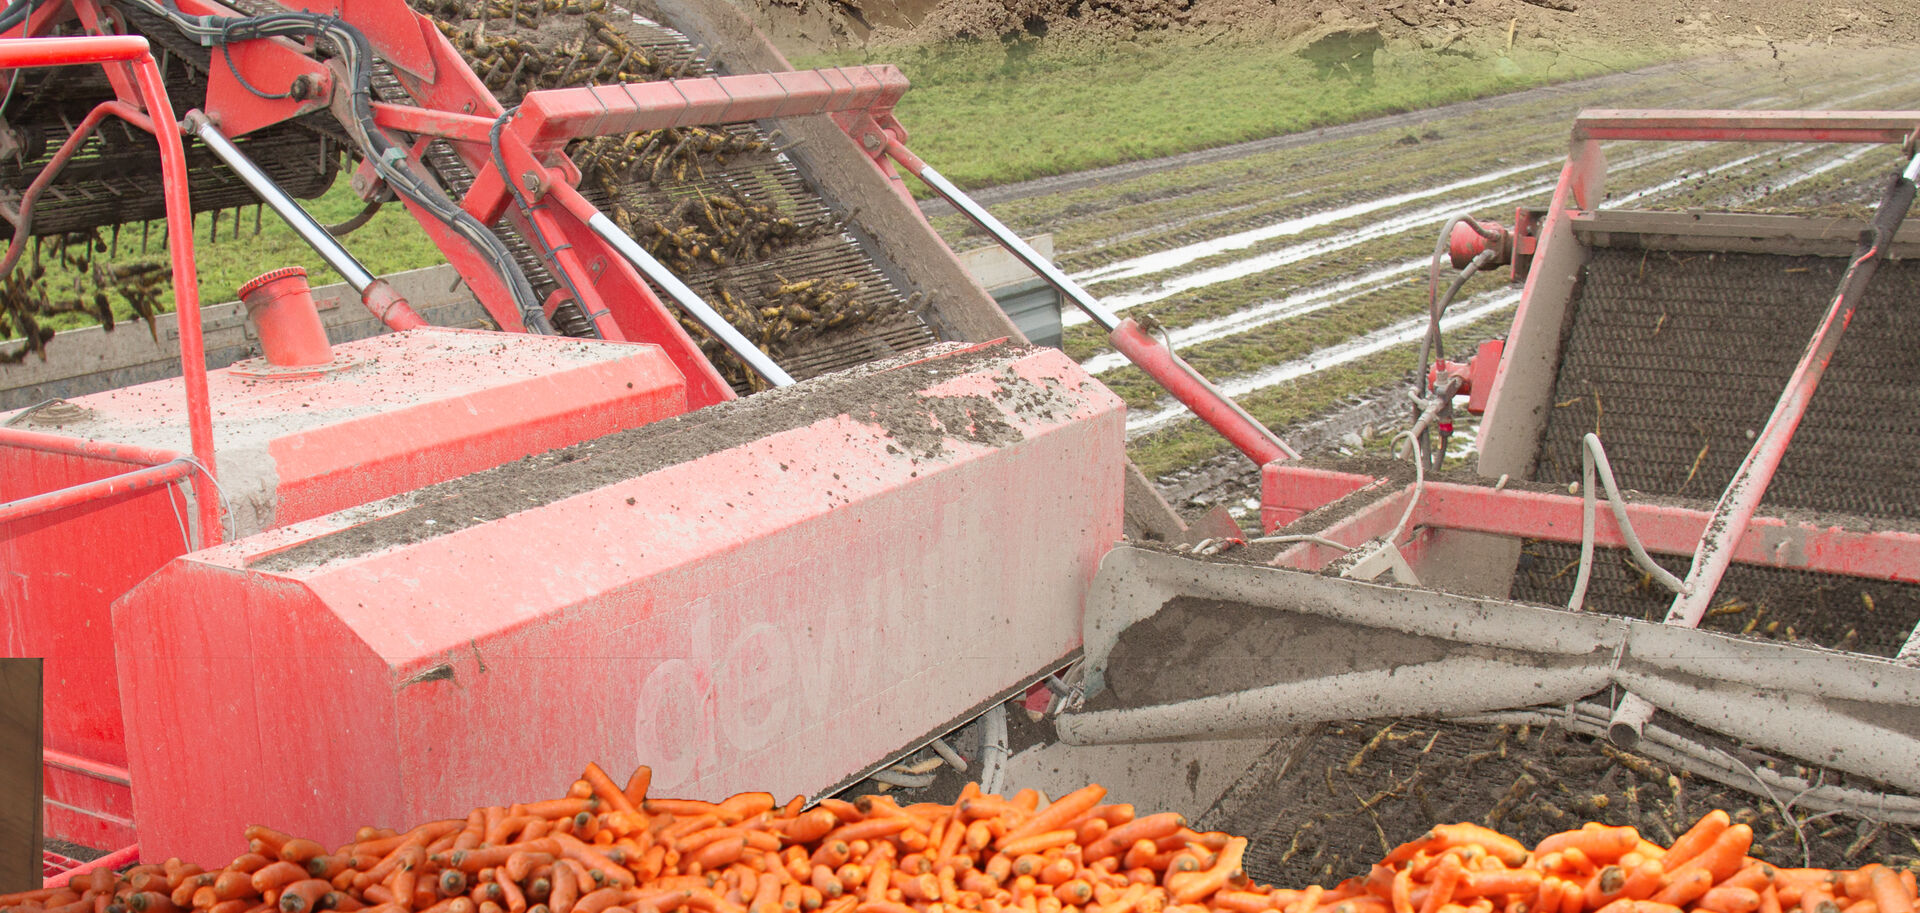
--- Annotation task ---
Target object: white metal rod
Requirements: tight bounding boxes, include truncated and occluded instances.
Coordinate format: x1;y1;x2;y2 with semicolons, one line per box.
582;211;795;388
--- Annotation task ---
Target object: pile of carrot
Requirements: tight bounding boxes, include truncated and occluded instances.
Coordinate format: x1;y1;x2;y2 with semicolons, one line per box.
4;767;1914;913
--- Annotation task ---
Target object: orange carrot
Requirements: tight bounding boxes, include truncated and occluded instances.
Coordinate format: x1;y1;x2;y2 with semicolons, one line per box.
1724;865;1779;894
622;767;652;807
1455;870;1541;900
1421;858;1465;913
1584;867;1629;909
1652;870;1714;908
1593;901;1684;913
1086;815;1187;864
1699;888;1764;913
691;837;749;872
781;811;840;846
1869;868;1913;913
495;868;529;913
999;832;1078;858
1661;812;1730;871
251;863;308;896
1538;827;1640;866
827;819;912;845
997;786;1108;851
1666;825;1753;885
718;794;777;825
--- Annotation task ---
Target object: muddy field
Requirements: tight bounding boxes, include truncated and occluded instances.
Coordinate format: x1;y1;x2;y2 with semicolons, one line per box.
898;46;1920;521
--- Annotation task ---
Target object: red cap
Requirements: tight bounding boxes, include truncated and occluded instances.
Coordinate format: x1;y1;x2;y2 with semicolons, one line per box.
237;266;309;301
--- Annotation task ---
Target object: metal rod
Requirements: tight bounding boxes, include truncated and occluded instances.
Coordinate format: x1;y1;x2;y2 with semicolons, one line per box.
45;843;140;888
883;137;1120;331
1609;147;1920;746
125;40;220;545
42;748;132;786
0;427;181;466
185;113;377;292
0;459;190;525
884;137;1295;466
550;182;794;387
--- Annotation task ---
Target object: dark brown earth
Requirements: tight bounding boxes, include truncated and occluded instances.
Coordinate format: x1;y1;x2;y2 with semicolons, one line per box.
1086;592;1920;884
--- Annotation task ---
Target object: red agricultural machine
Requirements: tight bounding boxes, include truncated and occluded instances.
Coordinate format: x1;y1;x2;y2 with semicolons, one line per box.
2;0;1918;885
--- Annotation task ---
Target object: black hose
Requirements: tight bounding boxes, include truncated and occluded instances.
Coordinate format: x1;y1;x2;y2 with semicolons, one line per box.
324;194;383;237
0;0;44;36
121;0;556;333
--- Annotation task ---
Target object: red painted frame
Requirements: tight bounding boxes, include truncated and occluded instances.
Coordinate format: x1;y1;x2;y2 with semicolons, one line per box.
1261;108;1920;591
13;0;916;409
0;35;219;545
1260;466;1920;586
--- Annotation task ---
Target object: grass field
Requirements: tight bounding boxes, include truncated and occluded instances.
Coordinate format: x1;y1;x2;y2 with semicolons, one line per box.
20;182;443;334
800;36;1662;189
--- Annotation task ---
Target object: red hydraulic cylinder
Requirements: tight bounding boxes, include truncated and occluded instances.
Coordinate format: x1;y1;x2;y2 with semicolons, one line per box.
1107;319;1292;467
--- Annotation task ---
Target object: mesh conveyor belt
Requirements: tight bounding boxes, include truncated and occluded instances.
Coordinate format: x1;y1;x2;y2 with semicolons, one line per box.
381;4;937;386
0;6;339;242
1516;246;1920;645
1531;249;1920;519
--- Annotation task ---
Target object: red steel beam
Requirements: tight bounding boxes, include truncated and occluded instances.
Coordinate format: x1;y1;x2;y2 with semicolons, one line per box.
1573;109;1920;144
0;460;191;525
1263;467;1920;585
510;66;909;156
0;428;183;467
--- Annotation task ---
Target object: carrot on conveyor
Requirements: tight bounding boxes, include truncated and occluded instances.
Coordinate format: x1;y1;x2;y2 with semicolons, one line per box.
11;769;1914;913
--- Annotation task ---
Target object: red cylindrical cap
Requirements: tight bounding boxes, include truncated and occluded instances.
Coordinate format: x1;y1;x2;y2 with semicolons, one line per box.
1448;220;1510;270
238;266;333;368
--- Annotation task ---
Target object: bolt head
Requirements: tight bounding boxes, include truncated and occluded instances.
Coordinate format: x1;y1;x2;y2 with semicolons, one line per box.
521;170;542;194
862;133;883;151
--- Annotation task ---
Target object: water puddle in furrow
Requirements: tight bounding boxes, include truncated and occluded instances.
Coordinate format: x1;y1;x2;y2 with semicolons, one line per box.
1118;142;1881;438
1072;144;1790;352
1072;157;1557;286
1061;144;1699;328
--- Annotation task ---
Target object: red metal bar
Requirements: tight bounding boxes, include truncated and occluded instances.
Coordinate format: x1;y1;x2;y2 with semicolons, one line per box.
1259;465;1390;532
0;99;152;277
511;66;910;156
369;100;497;143
1262;466;1920;585
1573;109;1920;144
127;41;220;544
0;428;182;466
43;748;132;787
0;36;220;542
45;844;139;889
0;460;191;525
0;33;147;66
1107;320;1293;467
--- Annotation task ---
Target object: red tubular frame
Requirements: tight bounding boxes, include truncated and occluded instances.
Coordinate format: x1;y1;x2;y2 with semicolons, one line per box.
1108;320;1292;466
1262;470;1920;586
1572;110;1920;145
0;36;220;545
